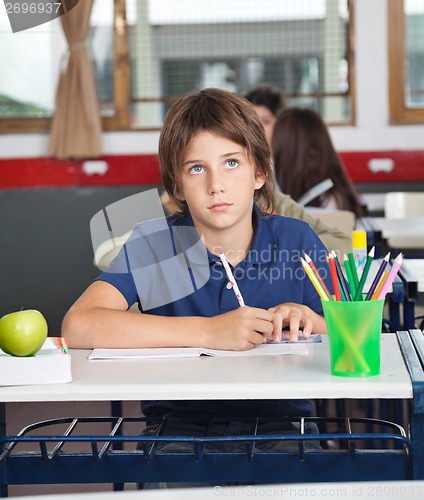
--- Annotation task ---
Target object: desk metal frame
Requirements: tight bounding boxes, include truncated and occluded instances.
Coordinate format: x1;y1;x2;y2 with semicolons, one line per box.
0;416;413;489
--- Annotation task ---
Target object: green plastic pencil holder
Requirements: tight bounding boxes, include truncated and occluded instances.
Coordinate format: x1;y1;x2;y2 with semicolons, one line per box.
321;298;384;377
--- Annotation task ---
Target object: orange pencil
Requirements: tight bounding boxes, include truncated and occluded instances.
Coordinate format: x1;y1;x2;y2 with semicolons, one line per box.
371;268;390;300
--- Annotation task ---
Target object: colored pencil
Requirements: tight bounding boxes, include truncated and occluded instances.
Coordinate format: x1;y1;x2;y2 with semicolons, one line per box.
343;254;356;298
353;246;375;301
301;257;331;301
303;252;332;300
219;253;245;307
371;269;390;300
365;252;390;300
348;252;360;290
328;253;342;301
377;253;403;300
331;250;352;301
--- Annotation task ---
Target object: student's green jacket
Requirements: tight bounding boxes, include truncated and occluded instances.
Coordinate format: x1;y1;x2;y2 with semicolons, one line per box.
271;191;352;258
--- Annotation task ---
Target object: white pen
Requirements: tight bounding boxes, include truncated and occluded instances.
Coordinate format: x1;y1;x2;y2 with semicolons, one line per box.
219;253;245;307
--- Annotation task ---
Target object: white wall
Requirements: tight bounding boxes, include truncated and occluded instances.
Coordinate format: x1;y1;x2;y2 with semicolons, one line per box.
0;0;422;159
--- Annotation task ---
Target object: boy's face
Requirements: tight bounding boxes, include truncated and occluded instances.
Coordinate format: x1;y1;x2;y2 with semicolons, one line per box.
177;131;265;237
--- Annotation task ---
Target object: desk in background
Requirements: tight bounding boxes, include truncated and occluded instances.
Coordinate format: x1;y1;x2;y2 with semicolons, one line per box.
358;216;424;254
402;259;424;293
1;332;424;492
400;259;424;330
361;192;385;215
357;219;423;329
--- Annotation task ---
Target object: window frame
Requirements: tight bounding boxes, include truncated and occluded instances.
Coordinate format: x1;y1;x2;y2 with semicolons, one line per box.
0;0;356;133
388;0;424;124
0;0;130;134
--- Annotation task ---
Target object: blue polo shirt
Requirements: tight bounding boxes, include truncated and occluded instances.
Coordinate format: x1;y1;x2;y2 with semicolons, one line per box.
97;204;332;419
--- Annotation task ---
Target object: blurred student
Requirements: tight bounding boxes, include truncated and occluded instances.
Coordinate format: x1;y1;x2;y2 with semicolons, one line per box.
272;106;364;218
244;83;285;145
241;85;352;255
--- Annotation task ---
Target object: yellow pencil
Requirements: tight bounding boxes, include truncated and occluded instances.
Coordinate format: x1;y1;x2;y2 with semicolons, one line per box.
301;257;331;301
371;269;390;300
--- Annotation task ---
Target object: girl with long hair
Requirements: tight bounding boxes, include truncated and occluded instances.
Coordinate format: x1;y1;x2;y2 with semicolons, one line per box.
272;107;363;218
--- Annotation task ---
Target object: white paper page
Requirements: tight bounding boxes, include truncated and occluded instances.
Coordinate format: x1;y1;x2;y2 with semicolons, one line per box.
203;342;308;357
89;341;309;360
88;347;202;360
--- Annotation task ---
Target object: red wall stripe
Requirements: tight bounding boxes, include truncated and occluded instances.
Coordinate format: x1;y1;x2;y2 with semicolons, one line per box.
0;150;423;189
0;154;161;189
340;150;424;183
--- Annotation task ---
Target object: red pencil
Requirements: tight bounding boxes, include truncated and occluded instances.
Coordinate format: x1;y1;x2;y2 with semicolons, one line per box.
328;253;342;301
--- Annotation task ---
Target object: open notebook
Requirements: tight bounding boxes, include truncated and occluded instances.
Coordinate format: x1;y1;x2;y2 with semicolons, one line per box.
89;334;321;360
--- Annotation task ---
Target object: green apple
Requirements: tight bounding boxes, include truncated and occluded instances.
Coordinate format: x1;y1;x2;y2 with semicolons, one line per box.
0;310;48;357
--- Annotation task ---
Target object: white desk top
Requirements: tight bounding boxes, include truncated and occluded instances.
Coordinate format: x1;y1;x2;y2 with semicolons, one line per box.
361;192;385;213
11;481;424;500
365;216;424;238
0;335;412;403
362;216;424;249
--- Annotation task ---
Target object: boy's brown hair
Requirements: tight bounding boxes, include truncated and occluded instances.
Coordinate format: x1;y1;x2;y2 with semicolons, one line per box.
159;88;275;215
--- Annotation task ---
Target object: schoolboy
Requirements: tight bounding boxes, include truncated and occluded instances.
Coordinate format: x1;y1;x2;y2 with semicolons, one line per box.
62;88;332;463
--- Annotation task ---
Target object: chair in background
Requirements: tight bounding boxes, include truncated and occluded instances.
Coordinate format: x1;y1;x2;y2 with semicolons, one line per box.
313;210;356;237
384;192;424;250
94;231;131;272
385;192;424;219
298;178;334;206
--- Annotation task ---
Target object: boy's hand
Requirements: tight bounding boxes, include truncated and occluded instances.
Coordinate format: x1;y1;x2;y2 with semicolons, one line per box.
205;307;274;351
268;303;326;343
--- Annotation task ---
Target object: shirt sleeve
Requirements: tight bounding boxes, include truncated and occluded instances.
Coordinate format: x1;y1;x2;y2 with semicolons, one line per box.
95;239;139;309
96;270;139;309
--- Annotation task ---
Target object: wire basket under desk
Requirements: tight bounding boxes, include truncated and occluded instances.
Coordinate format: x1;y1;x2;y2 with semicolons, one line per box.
0;416;413;489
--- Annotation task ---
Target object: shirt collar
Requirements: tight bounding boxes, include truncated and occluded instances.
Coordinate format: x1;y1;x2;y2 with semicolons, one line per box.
169;204;276;266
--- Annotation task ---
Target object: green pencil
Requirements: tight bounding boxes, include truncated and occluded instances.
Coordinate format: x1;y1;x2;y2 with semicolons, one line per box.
343;254;356;299
348;252;360;291
354;246;375;301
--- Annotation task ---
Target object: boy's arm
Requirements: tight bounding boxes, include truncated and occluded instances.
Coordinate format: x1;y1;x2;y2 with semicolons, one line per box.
62;281;274;350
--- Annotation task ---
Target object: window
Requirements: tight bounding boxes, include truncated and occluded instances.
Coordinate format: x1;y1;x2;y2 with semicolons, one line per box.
129;0;354;128
389;0;424;124
0;0;123;132
0;0;354;132
0;6;63;131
